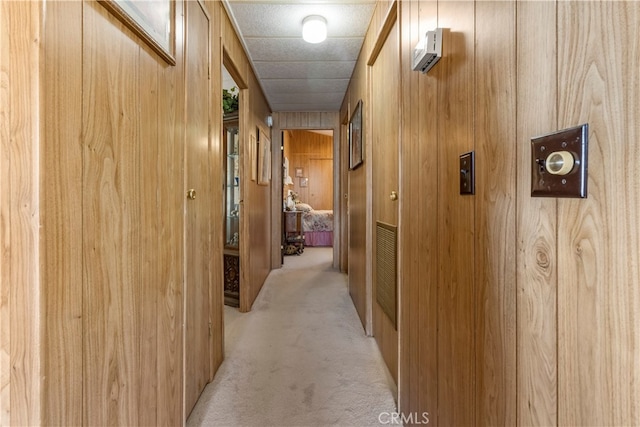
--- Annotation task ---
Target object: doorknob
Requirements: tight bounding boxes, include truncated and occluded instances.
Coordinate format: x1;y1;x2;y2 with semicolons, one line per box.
187;189;196;200
390;191;398;201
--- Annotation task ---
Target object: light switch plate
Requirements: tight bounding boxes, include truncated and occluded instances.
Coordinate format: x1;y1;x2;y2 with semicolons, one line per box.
460;151;475;195
531;124;588;198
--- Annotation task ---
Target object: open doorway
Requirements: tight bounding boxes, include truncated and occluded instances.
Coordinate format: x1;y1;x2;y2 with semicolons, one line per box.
282;129;335;260
222;65;241;308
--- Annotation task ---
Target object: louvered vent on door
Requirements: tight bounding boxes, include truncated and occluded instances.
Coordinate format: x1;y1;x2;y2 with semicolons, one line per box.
376;221;397;329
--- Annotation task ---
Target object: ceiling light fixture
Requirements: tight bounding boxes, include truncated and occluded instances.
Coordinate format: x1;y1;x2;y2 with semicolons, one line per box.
302;15;327;44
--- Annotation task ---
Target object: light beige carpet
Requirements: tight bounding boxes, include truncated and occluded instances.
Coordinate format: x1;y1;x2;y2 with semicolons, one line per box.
187;247;397;427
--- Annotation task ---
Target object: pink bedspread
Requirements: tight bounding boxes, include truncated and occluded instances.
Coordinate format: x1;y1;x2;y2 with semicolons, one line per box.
302;210;333;247
304;231;333;247
302;210;333;232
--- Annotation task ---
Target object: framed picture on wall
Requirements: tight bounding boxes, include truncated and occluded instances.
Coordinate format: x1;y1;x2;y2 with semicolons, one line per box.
250;134;257;181
258;128;271;186
99;0;176;65
295;167;303;177
349;100;363;170
299;177;308;187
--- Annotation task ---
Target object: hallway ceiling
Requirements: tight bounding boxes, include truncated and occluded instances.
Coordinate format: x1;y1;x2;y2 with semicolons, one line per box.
223;1;376;113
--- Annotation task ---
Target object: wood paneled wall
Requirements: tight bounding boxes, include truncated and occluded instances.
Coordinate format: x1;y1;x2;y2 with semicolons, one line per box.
342;0;398;377
283;130;333;210
217;3;274;312
2;0;271;423
1;2;43;425
369;7;400;387
555;3;640;424
341;0;385;336
516;2;558;425
345;0;640;424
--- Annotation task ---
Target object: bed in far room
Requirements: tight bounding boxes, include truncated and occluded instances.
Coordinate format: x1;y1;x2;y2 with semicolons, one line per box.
295;203;333;247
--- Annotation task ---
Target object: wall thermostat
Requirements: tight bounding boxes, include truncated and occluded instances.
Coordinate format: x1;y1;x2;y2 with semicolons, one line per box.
412;28;443;74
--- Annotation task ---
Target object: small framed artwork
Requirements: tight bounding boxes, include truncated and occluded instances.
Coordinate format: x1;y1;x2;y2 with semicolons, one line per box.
299;177;308;187
295;167;304;177
258;128;271;186
349;100;363;170
99;0;176;65
250;134;257;181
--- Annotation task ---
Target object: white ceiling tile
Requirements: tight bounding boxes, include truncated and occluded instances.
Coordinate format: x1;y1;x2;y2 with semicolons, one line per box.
244;38;363;62
227;3;375;38
224;1;376;112
261;78;349;93
269;92;345;104
273;103;339;112
253;61;356;80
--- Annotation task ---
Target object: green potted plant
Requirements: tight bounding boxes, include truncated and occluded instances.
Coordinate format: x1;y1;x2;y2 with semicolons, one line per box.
223;86;239;114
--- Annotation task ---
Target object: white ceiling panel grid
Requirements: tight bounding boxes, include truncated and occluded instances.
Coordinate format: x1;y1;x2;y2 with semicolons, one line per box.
253;61;356;80
224;0;375;112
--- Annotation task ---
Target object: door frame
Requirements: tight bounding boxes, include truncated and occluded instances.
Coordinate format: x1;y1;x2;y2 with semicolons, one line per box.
269;113;342;270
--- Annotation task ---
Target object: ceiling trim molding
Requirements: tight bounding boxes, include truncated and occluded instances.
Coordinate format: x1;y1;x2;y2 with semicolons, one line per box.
221;0;273;111
367;0;398;66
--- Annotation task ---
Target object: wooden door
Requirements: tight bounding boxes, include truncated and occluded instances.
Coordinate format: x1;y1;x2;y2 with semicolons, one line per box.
371;19;400;385
184;0;211;416
308;158;333;210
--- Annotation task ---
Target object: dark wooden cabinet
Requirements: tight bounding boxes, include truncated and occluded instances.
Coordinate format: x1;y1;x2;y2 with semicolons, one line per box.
283;211;305;255
224;113;240;306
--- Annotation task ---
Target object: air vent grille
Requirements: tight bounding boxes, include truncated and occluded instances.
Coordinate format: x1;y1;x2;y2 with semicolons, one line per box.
376;221;397;329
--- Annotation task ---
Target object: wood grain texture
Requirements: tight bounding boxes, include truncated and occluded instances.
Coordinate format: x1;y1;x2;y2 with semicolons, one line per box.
398;0;439;422
371;17;399;385
155;2;185;422
367;0;397;66
339;118;349;273
474;1;517;425
138;39;160;427
351;1;640;424
308;159;333;210
184;0;212;415
220;5;248;78
344;13;371;334
220;3;275;313
5;2;42;424
414;2;440;423
2;0;237;423
436;2;476;425
0;4;12;424
206;0;225;381
557;2;640;425
40;1;83;425
244;76;273;312
82;4;142;424
516;1;558;425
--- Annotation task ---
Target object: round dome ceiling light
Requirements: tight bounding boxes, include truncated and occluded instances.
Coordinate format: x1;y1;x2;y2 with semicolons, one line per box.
302;15;327;44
